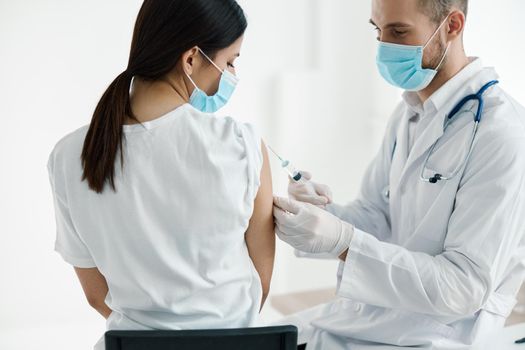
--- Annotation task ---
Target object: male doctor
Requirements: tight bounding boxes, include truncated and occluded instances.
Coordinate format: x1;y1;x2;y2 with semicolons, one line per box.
273;0;525;349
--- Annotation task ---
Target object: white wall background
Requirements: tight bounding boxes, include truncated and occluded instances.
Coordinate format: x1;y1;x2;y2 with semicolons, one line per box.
1;1;524;349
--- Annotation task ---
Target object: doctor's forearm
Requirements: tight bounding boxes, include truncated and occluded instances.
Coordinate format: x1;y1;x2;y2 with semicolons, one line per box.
338;229;489;317
327;200;391;242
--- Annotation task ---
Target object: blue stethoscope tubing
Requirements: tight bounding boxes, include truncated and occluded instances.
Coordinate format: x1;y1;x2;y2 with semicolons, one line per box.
421;79;499;183
392;80;499;184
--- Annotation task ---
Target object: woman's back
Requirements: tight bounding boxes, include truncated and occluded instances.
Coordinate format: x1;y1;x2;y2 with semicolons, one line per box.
47;3;275;349
47;104;264;331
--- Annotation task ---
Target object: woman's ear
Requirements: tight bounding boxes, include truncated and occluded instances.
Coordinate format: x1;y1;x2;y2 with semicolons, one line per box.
181;47;199;75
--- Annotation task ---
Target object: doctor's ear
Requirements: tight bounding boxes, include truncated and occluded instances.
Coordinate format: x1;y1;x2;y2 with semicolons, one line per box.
445;10;466;41
181;47;200;76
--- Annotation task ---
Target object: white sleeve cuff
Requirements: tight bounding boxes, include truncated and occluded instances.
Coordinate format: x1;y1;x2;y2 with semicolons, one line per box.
55;242;97;268
336;227;366;299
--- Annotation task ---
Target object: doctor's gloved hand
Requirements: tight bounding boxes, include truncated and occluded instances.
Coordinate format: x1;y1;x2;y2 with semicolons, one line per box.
273;196;354;257
288;170;333;208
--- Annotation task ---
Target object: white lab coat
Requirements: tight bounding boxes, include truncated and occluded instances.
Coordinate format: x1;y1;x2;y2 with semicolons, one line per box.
276;59;525;349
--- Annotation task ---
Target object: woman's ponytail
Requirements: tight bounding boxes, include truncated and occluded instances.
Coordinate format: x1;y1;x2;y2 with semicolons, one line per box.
80;70;134;194
80;0;247;194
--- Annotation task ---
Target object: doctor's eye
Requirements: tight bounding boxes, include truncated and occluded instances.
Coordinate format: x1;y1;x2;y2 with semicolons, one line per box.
227;62;236;68
392;29;408;37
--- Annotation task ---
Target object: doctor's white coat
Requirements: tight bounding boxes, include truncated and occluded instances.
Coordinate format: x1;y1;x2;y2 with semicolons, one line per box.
278;59;525;349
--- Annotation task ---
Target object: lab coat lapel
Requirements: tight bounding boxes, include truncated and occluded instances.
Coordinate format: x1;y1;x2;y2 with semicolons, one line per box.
397;112;446;188
389;111;409;193
393;60;494;190
397;66;499;185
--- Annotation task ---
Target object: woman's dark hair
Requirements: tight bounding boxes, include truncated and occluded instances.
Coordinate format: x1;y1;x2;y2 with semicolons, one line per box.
81;0;247;193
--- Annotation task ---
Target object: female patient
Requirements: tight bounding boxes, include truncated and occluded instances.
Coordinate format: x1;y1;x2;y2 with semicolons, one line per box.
46;0;274;348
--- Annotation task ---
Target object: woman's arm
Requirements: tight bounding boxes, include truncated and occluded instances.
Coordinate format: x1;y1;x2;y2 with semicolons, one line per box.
245;140;275;311
74;267;113;319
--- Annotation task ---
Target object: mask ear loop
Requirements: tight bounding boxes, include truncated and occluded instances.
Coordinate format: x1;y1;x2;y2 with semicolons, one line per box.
185;72;199;90
422;15;451;71
196;47;225;74
196;47;240;85
184;47;223;92
423;15;450;50
185;47;239;95
434;42;451;71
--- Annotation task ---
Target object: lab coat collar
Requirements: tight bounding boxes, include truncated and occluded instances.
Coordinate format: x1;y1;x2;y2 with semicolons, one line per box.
402;57;485;117
396;57;500;188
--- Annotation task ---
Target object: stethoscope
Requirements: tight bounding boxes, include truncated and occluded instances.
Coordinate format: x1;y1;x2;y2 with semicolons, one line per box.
383;80;499;201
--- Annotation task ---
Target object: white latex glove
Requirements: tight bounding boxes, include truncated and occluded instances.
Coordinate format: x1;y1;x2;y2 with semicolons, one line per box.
288;171;333;208
273;196;354;257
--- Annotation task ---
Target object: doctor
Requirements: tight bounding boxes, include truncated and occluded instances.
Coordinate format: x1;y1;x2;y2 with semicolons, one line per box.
273;0;525;349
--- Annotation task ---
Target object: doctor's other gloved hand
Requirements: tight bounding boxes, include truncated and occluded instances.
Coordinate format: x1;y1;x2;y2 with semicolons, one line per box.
288;170;333;208
273;196;354;258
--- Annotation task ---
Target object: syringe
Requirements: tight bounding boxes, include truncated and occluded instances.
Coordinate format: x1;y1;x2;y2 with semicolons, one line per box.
267;145;303;182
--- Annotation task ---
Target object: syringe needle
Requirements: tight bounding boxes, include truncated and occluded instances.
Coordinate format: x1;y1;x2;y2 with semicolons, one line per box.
267;144;302;182
267;145;284;162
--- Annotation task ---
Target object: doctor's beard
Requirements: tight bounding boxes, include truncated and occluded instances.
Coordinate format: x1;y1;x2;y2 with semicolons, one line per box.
422;38;448;77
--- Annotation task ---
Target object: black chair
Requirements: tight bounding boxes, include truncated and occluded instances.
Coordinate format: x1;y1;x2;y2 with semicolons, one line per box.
105;325;298;350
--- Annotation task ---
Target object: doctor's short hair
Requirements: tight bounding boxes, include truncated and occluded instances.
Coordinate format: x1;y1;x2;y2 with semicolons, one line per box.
418;0;469;23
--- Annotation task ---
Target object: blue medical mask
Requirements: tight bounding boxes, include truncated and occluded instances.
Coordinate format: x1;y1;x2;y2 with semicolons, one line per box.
185;48;239;113
376;17;451;92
